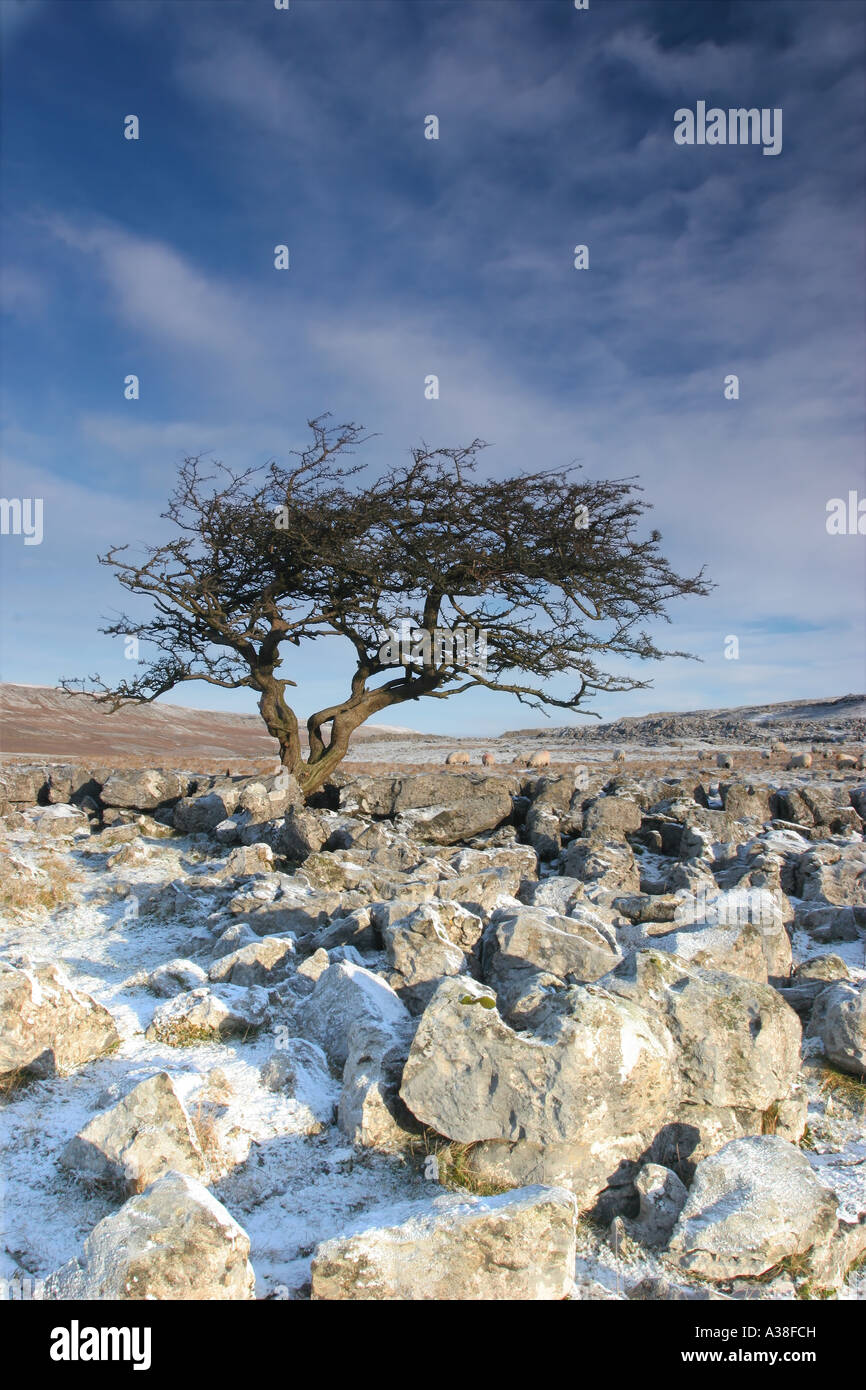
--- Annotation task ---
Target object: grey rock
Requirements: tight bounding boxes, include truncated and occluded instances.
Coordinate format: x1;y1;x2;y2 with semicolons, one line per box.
145;958;209;997
796;843;866;905
668;1137;838;1280
383;905;468;1013
280;806;329;861
207;936;296;987
604;949;802;1113
174;789;239;834
211;922;262;960
0;958;120;1081
807;980;866;1076
308;906;378;954
145;984;269;1044
236;772;303;821
562;839;640;894
260;1038;336;1129
482;906;621;1019
391;773;515;844
217;842;274;879
519;875;589;915
295;960;410;1070
582;795;642;841
399;975;678;1200
720;783;772;822
101;769;187;811
623;1163;688;1248
338;1017;417;1150
44;1170;255;1300
433;865;522;913
779;954;851;1016
795;903;865;943
310;1185;577;1301
59;1071;208;1193
295;947;332;982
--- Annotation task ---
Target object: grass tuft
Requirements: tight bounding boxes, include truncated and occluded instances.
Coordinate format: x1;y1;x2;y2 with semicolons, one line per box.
150;1023;224;1048
761;1100;781;1135
0;843;81;920
799;1123;818;1151
818;1064;866;1114
409;1130;514;1197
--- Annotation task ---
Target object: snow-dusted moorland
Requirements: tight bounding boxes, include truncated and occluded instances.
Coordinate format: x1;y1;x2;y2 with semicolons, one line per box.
1;751;864;1300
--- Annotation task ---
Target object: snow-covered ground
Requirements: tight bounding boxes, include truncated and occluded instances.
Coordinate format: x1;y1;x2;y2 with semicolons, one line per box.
1;809;864;1301
0;826;433;1297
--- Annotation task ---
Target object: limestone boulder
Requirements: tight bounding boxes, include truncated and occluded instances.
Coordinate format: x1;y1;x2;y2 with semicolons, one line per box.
145;984;269;1045
720;783;772;823
638;920;771;984
260;1038;337;1130
518;875;593;916
44;1171;255;1299
668;1137;838;1280
60;1071;208;1193
604;950;801;1114
562;839;640;895
807;980;866;1077
399;976;678;1162
207;936;296;987
391;773;515;844
0;958;120;1081
280;806;329;861
236;771;303;821
173;782;241;834
210;922;262;960
101;769;187;811
217;842;274;879
310;1185;577;1301
670;886;792;982
621;1164;689;1249
795;844;866;905
383;905;468;1013
144;958;209;997
481;906;621;1020
26;803;90;839
307;906;378;954
449;844;538;880
337;1017;418;1151
778;954;851;1017
794;903;866;944
295;960;410;1070
582;795;642;842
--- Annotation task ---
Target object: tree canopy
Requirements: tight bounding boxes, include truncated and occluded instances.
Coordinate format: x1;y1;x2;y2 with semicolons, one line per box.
64;416;711;795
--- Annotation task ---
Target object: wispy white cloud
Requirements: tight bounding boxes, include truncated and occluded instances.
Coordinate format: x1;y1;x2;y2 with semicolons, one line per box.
41;217;298;407
2;0;862;725
48;220;258;357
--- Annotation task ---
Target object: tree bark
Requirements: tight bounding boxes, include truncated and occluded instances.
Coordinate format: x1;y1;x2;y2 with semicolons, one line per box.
254;672;304;778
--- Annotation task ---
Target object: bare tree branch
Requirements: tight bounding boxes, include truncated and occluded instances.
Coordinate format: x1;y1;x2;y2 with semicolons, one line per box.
64;419;712;796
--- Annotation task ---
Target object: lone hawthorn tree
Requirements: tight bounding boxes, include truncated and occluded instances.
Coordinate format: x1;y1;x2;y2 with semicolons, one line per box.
64;417;710;797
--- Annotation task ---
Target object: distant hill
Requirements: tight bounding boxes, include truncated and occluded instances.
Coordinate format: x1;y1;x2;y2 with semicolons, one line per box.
502;694;866;746
0;684;436;765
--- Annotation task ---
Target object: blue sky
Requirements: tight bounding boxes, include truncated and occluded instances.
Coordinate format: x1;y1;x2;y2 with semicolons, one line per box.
1;0;864;735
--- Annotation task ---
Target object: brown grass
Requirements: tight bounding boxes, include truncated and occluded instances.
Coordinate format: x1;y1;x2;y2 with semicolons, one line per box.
818;1064;866;1114
0;844;81;921
148;1022;223;1048
190;1099;224;1177
799;1123;818;1151
0;1068;39;1101
761;1099;781;1135
410;1131;514;1197
189;1071;236;1179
